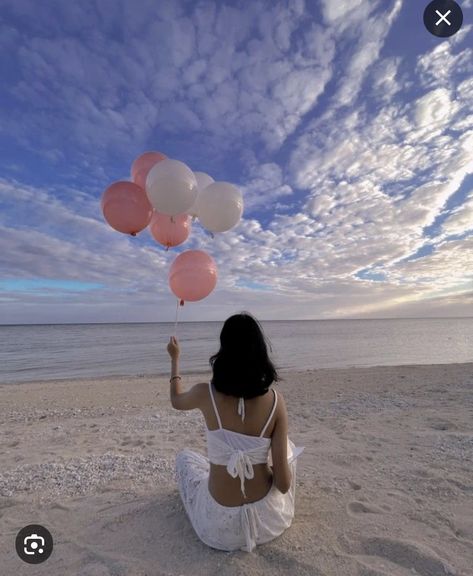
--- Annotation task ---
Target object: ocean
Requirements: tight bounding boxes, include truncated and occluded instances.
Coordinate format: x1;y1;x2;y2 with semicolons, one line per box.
0;318;471;384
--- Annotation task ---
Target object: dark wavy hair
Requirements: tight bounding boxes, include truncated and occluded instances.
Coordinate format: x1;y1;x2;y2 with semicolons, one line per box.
209;312;282;399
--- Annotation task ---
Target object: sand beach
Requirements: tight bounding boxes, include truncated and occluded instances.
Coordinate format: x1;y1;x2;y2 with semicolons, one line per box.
1;363;472;575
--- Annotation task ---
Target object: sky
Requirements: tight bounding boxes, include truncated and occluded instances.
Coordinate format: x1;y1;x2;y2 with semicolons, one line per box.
0;0;472;324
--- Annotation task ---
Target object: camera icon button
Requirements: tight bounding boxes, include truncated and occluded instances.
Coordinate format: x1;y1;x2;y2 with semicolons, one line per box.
15;524;53;564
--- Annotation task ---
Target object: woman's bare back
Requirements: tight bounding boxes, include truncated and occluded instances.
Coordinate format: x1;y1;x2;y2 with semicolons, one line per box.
201;385;279;507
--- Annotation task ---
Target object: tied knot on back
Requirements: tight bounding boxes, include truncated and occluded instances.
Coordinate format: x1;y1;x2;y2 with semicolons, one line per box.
227;449;255;497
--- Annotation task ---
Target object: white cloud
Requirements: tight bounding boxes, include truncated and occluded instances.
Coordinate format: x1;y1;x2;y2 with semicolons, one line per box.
270;6;473;317
385;237;473;290
320;0;368;24
2;0;338;173
416;43;473;90
413;88;459;132
369;57;403;104
319;1;402;111
457;76;473;104
439;193;473;238
0;178;170;289
240;162;293;214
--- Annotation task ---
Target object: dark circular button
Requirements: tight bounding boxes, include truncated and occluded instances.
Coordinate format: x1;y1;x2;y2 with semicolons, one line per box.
424;1;463;37
15;524;53;564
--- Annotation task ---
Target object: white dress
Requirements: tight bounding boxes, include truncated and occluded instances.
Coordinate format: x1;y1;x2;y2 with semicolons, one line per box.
175;382;305;553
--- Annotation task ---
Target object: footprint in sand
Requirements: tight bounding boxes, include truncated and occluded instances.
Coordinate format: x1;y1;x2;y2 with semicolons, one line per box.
359;536;456;576
427;419;457;432
347;501;385;516
412;467;431;478
340;535;456;576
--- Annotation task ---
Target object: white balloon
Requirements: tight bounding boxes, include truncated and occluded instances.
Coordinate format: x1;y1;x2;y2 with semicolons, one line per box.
196;182;243;233
187;172;215;218
146;159;198;216
194;172;214;191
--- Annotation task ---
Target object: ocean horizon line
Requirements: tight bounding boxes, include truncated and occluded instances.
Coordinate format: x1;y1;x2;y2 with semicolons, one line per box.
1;316;472;327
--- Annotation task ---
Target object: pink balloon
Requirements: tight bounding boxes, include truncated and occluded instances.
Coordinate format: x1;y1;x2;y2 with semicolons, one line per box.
149;212;192;249
101;181;153;236
131;151;167;189
169;250;218;302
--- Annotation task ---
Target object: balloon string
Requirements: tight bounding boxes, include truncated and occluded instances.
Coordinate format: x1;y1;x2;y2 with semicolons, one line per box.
174;298;179;337
170;297;180;452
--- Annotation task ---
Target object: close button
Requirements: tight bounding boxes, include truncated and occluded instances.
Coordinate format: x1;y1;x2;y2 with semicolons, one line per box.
424;0;463;37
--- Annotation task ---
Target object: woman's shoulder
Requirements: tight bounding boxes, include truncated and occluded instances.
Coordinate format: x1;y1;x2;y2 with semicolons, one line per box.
272;387;287;413
272;385;284;400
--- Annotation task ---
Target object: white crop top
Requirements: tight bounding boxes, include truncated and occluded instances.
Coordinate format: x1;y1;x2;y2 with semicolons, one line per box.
205;381;277;498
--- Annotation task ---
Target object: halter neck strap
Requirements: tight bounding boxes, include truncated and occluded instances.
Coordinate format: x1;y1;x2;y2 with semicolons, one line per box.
237;397;245;421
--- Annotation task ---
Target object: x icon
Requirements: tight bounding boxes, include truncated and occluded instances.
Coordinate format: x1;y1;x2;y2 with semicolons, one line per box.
424;1;463;37
435;9;452;26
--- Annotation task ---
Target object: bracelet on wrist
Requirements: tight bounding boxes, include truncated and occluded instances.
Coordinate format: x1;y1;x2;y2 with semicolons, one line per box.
170;375;181;382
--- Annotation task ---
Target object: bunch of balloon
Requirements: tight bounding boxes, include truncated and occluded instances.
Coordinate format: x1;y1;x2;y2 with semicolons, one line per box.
100;150;244;336
143;155;217;335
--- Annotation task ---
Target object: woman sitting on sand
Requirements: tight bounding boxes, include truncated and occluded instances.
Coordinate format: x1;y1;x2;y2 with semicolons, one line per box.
167;311;304;553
